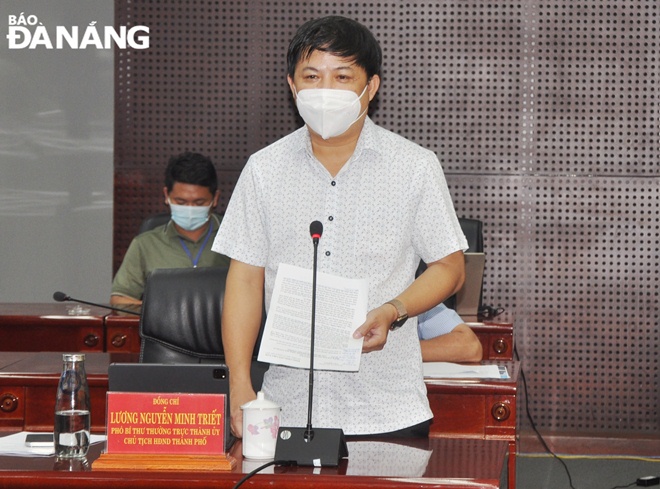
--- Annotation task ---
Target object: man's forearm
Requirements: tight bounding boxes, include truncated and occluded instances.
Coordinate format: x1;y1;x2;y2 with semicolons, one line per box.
396;250;465;317
222;260;265;387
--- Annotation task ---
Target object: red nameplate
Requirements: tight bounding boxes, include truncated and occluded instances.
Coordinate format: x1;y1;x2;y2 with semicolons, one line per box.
106;392;226;455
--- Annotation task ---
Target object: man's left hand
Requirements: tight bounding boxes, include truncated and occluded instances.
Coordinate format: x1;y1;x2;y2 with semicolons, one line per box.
353;304;396;353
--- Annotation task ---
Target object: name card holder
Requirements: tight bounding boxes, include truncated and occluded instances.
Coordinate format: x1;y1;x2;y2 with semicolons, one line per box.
94;392;235;471
93;453;236;471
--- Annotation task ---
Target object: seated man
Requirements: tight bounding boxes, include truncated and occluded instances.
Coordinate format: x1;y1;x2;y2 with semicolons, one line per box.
418;303;483;362
111;152;230;305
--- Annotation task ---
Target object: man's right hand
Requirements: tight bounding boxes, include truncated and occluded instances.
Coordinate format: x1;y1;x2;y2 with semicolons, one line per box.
230;383;257;438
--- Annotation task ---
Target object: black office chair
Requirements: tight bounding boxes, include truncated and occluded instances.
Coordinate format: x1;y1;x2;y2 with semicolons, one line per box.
456;217;483;254
416;217;484;309
139;266;267;388
138;212;171;234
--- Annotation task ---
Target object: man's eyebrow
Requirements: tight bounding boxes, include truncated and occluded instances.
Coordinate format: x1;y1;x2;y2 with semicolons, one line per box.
332;65;357;72
301;66;356;74
299;64;357;72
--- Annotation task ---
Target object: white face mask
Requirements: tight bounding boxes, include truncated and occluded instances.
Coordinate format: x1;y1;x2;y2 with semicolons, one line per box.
295;85;369;140
168;200;212;231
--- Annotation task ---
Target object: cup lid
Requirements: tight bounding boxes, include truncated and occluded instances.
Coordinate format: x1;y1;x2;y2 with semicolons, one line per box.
241;391;280;410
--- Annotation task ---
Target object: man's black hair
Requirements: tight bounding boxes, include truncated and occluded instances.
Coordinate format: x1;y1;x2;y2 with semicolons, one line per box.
287;16;382;80
164;152;218;195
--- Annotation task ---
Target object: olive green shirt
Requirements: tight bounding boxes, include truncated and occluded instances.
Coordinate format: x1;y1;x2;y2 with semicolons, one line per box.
111;214;229;301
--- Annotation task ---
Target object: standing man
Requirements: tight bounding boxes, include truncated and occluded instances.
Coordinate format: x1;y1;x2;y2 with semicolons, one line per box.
111;152;229;305
213;16;467;437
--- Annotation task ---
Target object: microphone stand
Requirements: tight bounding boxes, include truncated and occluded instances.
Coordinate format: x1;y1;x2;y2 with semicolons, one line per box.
53;292;141;316
273;222;348;467
304;234;318;442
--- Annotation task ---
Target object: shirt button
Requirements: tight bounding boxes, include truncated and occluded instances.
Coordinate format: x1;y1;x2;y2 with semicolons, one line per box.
325;251;331;256
328;216;334;221
331;181;336;186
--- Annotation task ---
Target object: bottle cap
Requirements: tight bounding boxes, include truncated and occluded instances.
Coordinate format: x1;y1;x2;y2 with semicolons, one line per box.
62;353;85;362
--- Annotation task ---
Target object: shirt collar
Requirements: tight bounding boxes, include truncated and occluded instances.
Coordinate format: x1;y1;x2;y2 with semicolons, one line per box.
297;117;380;171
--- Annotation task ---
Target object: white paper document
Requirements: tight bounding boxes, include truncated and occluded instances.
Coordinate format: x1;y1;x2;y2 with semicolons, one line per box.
423;362;509;379
258;263;368;372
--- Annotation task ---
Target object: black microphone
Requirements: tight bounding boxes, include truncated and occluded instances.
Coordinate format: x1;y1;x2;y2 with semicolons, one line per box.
274;221;348;467
310;220;323;245
53;291;141;316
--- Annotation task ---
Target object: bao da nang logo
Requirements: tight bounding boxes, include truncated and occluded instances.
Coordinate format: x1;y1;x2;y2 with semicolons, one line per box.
7;12;149;49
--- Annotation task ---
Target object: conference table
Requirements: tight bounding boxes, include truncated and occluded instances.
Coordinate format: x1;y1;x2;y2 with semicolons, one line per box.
426;362;518;489
0;304;514;360
0;352;519;489
0;303;111;352
0;432;509;489
0;304;518;488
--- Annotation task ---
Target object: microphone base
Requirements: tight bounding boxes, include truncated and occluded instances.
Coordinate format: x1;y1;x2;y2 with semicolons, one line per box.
274;426;348;467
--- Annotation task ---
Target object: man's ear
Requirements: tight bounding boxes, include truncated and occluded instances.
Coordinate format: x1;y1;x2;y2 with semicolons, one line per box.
162;187;170;205
212;190;220;208
367;74;380;102
287;75;297;100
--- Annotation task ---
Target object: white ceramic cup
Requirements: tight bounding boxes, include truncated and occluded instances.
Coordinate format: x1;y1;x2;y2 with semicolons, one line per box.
241;391;281;460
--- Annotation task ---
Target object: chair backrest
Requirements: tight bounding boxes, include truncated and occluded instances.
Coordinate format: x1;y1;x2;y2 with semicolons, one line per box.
139;266;228;363
138;212;171;234
138;266;268;388
448;217;484;310
457;217;483;253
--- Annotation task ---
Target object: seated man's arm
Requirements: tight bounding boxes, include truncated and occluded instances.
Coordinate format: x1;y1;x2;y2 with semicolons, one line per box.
110;294;142;305
418;303;483;362
420;324;483;362
110;239;147;305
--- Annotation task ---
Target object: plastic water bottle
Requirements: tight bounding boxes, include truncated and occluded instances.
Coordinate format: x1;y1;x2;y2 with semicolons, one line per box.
54;353;91;458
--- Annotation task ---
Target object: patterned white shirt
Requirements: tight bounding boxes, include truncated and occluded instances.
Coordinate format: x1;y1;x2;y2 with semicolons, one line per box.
213;117;467;435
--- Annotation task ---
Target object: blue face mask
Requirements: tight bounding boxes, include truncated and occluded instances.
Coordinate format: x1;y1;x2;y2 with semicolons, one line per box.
169;201;212;231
